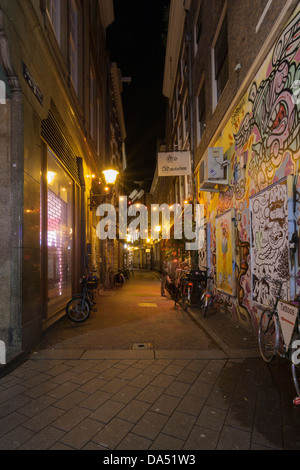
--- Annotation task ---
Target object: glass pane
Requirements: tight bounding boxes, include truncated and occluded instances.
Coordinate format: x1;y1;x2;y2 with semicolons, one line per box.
46;0;61;45
217;54;229;100
47;149;73;315
70;0;78;92
215;15;228;79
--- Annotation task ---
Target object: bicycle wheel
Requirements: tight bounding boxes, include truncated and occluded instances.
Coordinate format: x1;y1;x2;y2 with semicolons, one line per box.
201;293;213;318
181;283;190;311
181;292;189;311
290;332;300;396
258;309;279;363
66;296;90;323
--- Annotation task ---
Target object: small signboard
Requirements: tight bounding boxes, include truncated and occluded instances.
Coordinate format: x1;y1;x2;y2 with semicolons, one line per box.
23;62;43;105
158;151;191;177
277;300;298;347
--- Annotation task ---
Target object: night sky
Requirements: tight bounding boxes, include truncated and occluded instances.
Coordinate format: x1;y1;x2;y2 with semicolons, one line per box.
106;0;170;192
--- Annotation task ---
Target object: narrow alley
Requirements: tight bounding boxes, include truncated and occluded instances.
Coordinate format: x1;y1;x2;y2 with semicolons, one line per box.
0;271;300;452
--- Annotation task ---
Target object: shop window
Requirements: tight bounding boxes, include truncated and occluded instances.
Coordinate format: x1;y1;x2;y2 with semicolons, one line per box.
47;149;73;315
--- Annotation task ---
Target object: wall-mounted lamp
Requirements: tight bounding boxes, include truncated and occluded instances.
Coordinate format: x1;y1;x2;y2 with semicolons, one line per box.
47;171;56;185
102;169;119;185
88;167;119;211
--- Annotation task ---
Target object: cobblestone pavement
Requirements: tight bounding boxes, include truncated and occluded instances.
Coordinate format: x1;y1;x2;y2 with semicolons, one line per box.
0;271;300;452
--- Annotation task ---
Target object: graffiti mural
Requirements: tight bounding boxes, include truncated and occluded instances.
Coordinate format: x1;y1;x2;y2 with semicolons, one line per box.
197;6;300;331
234;9;300;192
216;209;235;295
250;179;289;306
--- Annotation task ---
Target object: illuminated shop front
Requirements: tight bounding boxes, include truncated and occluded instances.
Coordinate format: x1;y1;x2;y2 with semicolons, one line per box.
46;149;74;316
40;114;83;325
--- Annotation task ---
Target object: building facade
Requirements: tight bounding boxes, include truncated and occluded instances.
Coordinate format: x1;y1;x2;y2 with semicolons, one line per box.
0;0;126;362
159;0;300;334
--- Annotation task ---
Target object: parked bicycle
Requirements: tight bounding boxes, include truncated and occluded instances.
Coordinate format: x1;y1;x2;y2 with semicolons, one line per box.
114;269;125;286
167;267;191;307
180;269;208;311
258;276;300;397
199;271;225;317
66;271;99;323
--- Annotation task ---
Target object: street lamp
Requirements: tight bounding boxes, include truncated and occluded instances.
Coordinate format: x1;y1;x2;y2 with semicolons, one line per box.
88;167;119;211
102;169;119;185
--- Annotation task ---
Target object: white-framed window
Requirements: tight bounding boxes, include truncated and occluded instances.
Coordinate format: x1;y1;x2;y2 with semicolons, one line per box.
196;81;206;144
69;0;79;94
46;0;61;45
212;8;229;109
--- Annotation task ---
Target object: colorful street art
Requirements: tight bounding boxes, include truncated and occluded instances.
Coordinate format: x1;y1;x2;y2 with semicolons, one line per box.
198;5;300;332
250;179;289;306
216;209;235;295
234;9;300;192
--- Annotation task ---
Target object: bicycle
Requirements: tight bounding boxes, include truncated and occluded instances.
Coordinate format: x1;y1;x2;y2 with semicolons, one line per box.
66;271;99;323
166;268;189;307
258;277;300;397
180;269;208;311
199;272;225;317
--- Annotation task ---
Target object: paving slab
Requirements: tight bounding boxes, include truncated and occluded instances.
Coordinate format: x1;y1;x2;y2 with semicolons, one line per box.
0;271;300;452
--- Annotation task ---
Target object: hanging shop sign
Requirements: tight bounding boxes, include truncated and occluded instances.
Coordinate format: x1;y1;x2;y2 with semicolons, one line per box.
158;151;191;177
277;300;298;348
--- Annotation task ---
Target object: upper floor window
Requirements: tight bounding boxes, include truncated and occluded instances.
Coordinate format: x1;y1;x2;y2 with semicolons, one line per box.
69;0;80;94
89;61;96;142
212;12;229;108
46;0;61;45
182;94;189;143
194;3;202;55
196;82;206;144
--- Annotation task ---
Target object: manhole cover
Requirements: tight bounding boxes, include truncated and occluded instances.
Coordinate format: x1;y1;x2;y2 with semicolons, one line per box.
138;303;157;308
131;342;153;350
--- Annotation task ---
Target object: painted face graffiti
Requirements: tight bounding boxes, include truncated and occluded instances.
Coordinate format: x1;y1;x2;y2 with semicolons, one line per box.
265;219;285;250
234;10;300;190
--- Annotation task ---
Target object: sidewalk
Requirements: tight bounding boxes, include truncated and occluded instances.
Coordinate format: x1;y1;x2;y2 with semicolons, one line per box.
0;271;300;451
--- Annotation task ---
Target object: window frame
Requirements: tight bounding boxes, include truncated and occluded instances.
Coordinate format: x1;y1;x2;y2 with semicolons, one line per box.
194;2;203;56
211;5;229;110
69;0;81;95
46;0;62;46
196;80;206;145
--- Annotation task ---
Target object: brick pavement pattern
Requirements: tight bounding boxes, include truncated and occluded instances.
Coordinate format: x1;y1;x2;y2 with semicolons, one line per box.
0;271;300;450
